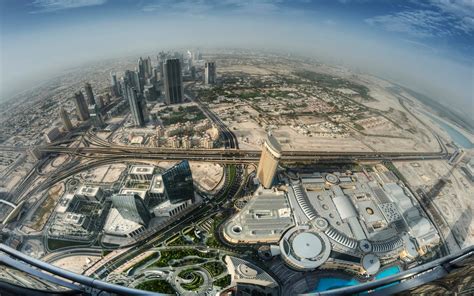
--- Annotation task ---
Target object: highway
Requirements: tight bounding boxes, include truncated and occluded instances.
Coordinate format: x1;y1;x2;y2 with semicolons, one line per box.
184;82;239;149
35;144;448;163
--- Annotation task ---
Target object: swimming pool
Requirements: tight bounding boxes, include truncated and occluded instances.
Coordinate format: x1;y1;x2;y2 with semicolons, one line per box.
375;265;401;280
314;278;360;292
314;266;401;292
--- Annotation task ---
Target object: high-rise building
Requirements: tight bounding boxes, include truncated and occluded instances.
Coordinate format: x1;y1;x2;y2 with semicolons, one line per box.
110;72;120;96
84;82;96;106
73;91;90;121
158;52;167;79
88;104;104;128
111;194;151;226
163;58;183;104
44;126;61;143
59;107;73;131
133;70;142;93
204;62;216;85
126;84;147;127
97;95;105;109
191;66;196;80
257;134;282;188
138;57;145;79
161;160;194;204
145;56;153;78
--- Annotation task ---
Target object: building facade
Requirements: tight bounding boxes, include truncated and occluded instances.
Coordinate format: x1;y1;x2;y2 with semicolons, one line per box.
257;135;282;188
161;160;194;204
73;91;90;121
111;194;151;226
163;58;183;104
84;82;96;106
204;62;216;84
59;107;73;131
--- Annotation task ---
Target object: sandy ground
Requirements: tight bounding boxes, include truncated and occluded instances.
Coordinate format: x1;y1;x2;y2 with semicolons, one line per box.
213;64;444;153
189;162;224;191
394;160;474;251
52;255;101;274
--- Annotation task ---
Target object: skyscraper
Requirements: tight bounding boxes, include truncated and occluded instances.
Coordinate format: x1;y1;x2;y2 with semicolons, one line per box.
111;194;151;226
133;70;142;93
145;56;153;78
138;57;145;79
163;58;183;104
73;91;90;121
126;84;147;127
110;72;120;96
84;82;96;105
204;62;216;85
88;104;104;128
161;160;194;204
158;52;167;79
257;134;282;189
59;107;73;131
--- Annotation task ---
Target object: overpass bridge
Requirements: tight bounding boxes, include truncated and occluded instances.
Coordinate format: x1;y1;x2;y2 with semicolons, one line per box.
34;145;447;163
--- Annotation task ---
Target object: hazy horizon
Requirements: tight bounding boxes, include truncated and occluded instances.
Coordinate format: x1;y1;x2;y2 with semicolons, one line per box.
1;0;473;122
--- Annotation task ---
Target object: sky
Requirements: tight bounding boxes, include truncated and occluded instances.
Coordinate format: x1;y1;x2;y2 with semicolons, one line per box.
0;0;473;119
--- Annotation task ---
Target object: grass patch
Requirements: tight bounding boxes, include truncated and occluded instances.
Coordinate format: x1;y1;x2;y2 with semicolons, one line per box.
179;270;205;291
170;257;207;267
152;249;217;267
159;106;206;125
213;274;231;288
131;252;159;269
48;239;88;251
136;279;175;294
202;261;226;277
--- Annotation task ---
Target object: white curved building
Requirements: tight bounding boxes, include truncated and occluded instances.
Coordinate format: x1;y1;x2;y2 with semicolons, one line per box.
279;225;331;271
257;134;282;189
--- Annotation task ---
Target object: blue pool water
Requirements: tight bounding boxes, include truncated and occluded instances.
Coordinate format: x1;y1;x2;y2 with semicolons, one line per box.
423;112;473;149
314;278;360;291
375;266;401;280
314;266;401;292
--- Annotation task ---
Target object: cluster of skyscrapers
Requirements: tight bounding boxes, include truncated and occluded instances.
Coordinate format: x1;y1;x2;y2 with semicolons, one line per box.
67;82;107;130
102;160;195;242
64;51;217;131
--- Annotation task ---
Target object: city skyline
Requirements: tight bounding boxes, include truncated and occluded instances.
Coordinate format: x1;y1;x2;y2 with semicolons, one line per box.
1;0;473;122
0;2;473;295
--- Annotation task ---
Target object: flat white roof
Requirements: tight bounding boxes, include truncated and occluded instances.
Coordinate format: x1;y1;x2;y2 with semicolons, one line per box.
129;165;154;175
76;185;101;197
56;194;74;214
292;232;322;259
119;188;147;199
150;175;164;194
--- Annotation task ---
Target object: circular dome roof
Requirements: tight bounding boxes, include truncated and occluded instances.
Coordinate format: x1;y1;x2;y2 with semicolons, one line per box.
325;173;339;184
361;254;380;275
292;232;322;259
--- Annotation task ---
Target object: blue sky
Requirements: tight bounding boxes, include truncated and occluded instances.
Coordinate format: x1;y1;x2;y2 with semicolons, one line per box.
0;0;473;115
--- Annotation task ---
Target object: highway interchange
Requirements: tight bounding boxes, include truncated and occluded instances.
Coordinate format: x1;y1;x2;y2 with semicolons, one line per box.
0;86;455;294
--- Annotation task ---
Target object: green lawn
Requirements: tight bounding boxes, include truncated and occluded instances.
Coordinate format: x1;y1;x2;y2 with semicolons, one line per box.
152;249;216;267
202;261;226;277
179;270;205;291
213;274;231;288
135;279;175;294
47;239;88;251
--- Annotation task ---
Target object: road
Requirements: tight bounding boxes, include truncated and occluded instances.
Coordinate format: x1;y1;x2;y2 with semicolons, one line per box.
184;82;239;149
34;144;448;164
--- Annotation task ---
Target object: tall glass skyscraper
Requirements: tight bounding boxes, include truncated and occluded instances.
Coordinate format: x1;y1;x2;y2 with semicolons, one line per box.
73;91;90;121
111;194;151;226
161;160;194;204
163;58;183;104
124;83;147;127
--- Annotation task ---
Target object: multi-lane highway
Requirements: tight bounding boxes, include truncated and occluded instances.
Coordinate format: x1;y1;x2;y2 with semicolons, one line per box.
35;144;447;163
184;82;239;149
